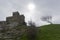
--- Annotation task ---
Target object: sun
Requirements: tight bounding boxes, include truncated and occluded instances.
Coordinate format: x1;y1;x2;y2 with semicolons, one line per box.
28;3;35;11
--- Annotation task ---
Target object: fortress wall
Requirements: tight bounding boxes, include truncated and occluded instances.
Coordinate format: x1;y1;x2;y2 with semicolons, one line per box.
0;11;26;29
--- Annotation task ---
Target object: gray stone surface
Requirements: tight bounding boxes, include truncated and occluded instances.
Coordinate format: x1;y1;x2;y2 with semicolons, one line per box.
0;11;26;40
0;11;26;28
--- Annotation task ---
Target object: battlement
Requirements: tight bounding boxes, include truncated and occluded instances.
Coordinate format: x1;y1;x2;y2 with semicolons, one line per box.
13;11;19;16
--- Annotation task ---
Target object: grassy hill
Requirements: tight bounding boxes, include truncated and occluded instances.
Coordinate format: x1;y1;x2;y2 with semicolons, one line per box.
1;24;60;40
17;24;60;40
37;24;60;40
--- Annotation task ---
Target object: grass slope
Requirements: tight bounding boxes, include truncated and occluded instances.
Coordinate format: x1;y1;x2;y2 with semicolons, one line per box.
14;24;60;40
37;24;60;40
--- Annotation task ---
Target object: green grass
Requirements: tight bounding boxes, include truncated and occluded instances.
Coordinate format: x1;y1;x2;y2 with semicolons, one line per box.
12;24;60;40
37;24;60;40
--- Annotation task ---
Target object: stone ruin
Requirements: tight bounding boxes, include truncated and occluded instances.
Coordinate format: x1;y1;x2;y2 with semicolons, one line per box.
0;11;26;29
0;11;27;40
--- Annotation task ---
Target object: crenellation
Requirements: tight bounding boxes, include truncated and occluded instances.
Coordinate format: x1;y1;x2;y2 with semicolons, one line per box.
13;11;20;16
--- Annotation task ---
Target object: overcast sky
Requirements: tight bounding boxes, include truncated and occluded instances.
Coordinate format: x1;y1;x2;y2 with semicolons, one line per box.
0;0;60;26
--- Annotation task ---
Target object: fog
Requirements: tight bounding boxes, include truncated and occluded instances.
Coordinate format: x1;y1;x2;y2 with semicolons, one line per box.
0;0;60;26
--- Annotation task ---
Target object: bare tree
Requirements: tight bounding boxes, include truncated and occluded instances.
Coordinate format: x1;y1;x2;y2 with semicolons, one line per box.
27;21;37;40
41;16;52;24
28;21;36;27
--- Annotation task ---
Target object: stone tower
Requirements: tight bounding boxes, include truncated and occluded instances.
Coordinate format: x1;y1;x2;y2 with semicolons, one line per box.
0;11;26;28
6;11;26;26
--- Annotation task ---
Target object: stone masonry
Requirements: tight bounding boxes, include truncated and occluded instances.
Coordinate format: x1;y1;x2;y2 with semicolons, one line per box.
0;11;26;29
0;11;27;40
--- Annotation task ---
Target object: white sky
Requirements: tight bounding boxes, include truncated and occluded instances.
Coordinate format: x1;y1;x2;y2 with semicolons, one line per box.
0;0;60;26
